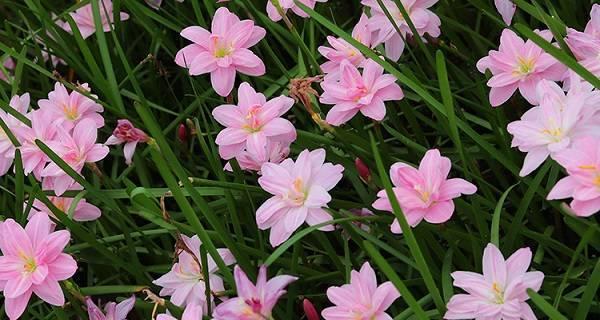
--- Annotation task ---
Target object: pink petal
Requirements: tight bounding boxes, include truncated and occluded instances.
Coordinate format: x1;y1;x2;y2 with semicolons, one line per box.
5;289;33;320
482;243;507;285
423;200;455;224
211;67;237;97
33;278;64;306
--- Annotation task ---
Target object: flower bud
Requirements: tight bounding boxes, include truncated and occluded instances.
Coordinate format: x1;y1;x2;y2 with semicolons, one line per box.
303;298;320;320
355;158;371;183
177;123;188;142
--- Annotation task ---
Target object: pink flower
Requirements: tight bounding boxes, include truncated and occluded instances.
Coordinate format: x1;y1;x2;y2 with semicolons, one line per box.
266;0;328;22
0;57;15;82
37;82;104;132
86;295;136;320
361;0;441;61
494;0;516;25
476;29;566;107
256;149;344;247
373;149;477;233
320;59;404;126
318;13;373;75
0;93;30;176
41;119;109;196
174;8;266;97
212;265;297;320
62;0;129;39
322;262;400;320
547;137;600;217
225;140;291;172
0;212;78;319
29;197;102;222
212;82;296;161
565;5;600;76
105;119;150;165
153;235;235;310
445;243;544;320
506;80;600;177
156;303;203;320
13;109;58;179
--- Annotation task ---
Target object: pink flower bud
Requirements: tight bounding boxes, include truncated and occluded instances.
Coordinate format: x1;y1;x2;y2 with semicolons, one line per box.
177;123;188;142
303;298;320;320
355;158;371;183
112;119;149;143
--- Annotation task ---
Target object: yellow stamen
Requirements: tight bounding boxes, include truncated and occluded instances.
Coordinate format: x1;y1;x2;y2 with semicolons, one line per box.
578;164;597;170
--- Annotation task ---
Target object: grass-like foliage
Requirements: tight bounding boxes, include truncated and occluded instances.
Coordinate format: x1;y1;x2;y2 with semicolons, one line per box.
0;0;598;319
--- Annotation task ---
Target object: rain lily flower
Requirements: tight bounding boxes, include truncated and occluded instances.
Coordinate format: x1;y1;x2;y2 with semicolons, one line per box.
29;197;102;222
0;57;15;82
156;303;203;320
565;4;600;76
320;59;404;126
506;80;600;177
62;0;129;39
256;149;344;247
86;295;136;320
373;149;477;233
361;0;441;61
105;119;150;165
322;262;400;320
0;93;30;176
0;212;77;319
547;137;600;217
13;109;58;179
41;119;109;196
445;243;544;320
174;7;266;97
153;234;235;310
212;82;296;161
37;82;104;132
476;29;566;106
212;265;297;319
225;140;292;172
495;0;516;25
318;13;372;75
266;0;328;22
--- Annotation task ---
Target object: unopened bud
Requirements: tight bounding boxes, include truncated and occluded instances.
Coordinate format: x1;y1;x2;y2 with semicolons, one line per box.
177;123;188;142
355;158;371;183
303;298;320;320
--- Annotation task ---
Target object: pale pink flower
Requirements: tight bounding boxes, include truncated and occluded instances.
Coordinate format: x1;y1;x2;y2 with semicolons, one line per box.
153;235;235;310
495;0;516;25
224;140;291;172
256;149;344;247
0;212;78;319
322;262;400;320
37;82;104;132
212;82;296;161
318;13;373;75
445;243;544;320
476;29;566;107
0;93;30;176
105;119;150;165
361;0;441;61
266;0;328;22
565;5;600;76
373;149;477;233
41;119;109;196
86;295;136;320
547;137;600;217
62;0;129;39
174;8;266;97
320;59;404;126
0;57;15;82
212;265;297;320
506;80;600;177
13;109;59;179
29;197;102;222
156;303;203;320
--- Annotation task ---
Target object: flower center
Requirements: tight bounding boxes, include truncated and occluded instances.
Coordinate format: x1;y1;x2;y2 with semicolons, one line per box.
18;251;38;274
350;85;369;102
541;128;563;141
515;56;535;76
287;177;307;205
243;105;263;132
212;37;233;58
491;282;505;304
62;103;78;121
594;175;600;187
414;185;431;203
53;198;67;211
